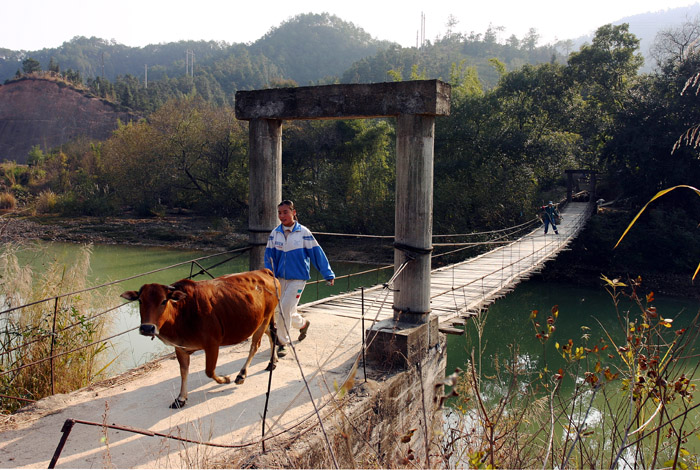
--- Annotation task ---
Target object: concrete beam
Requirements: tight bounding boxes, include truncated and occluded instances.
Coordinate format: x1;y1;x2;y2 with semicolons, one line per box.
235;80;450;121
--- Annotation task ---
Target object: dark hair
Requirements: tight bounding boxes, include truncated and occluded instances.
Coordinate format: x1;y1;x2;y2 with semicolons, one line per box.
278;200;298;220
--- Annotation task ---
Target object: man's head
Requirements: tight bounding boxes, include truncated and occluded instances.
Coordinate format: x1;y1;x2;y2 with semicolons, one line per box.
278;200;297;227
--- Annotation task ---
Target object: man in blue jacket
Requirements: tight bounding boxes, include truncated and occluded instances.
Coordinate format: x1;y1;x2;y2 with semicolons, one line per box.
264;200;335;357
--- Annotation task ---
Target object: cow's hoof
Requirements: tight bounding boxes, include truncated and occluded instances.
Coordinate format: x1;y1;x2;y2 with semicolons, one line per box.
214;375;231;384
265;362;276;372
170;398;187;409
234;374;245;384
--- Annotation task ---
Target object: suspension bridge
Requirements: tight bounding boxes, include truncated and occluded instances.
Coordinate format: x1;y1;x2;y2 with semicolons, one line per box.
0;200;593;469
300;201;591;330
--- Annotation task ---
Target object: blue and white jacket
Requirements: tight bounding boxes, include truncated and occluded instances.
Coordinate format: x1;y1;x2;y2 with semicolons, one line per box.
264;222;335;281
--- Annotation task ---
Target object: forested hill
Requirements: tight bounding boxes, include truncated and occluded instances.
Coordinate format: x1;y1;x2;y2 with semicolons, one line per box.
0;13;392;88
0;12;564;105
3;6;698;102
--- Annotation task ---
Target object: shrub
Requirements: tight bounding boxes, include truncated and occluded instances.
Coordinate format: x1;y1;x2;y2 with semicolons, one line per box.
55;191;118;216
35;190;58;214
0;192;16;210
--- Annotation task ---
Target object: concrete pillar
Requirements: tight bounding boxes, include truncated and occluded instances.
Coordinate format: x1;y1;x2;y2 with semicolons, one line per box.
393;114;435;324
248;119;282;271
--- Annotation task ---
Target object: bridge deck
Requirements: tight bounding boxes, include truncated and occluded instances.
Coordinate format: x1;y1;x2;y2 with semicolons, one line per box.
300;202;591;326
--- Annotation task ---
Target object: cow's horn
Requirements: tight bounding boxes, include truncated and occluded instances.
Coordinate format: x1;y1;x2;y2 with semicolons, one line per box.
167;285;177;290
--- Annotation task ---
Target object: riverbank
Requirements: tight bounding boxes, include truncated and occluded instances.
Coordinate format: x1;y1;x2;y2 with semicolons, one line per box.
1;213;395;265
2;214;245;251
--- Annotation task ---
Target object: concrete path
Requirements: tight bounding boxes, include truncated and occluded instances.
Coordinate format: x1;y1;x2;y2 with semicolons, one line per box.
0;310;367;469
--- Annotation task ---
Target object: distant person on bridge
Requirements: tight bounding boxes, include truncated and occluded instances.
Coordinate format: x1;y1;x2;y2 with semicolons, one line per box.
541;201;560;235
265;200;335;357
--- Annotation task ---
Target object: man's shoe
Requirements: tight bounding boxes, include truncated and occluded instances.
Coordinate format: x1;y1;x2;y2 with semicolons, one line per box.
298;319;310;342
277;345;287;357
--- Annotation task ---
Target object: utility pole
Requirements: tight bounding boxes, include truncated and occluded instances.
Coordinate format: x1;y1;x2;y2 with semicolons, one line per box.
145;64;148;89
185;49;195;77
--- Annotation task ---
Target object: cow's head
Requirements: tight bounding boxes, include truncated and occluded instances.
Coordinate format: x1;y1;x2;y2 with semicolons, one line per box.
120;284;187;337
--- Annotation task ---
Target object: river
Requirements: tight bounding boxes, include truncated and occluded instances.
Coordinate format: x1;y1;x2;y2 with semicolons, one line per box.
5;241;392;373
446;277;700;381
7;241;700;374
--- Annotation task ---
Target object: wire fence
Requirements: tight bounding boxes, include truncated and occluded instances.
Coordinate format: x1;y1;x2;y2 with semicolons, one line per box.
44;197;591;466
0;202;577;412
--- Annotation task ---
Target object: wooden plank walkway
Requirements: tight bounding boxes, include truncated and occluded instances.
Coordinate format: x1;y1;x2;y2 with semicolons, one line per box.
299;202;592;326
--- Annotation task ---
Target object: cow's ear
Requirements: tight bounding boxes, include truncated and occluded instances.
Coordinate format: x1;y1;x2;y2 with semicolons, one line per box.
121;291;139;301
171;290;187;302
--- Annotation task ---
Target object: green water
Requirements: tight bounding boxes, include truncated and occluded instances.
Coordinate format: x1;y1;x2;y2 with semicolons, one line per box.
444;277;700;458
6;241;391;372
446;277;700;380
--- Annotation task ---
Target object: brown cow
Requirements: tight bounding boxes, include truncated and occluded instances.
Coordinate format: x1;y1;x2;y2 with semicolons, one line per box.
120;268;280;408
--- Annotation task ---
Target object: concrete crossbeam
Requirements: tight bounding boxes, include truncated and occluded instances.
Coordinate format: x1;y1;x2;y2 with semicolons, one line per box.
235;80;451;121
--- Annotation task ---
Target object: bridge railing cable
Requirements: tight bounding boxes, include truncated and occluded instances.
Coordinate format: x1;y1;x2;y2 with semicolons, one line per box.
0;245;252;407
1;212;558;411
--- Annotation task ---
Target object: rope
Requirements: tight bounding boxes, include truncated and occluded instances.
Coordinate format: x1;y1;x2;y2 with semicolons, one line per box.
0;326;138;378
0;245;252;316
1;302;125;356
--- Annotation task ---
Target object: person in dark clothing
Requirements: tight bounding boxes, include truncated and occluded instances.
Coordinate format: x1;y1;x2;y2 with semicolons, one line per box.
542;201;559;235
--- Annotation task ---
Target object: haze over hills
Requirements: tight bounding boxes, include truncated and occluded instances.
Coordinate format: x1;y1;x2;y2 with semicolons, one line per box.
572;3;700;71
1;4;699;85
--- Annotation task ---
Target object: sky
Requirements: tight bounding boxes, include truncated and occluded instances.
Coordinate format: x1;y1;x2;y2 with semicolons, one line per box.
2;0;698;51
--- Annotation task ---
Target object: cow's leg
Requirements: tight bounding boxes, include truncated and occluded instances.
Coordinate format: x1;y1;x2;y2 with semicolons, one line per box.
171;348;192;409
204;345;230;385
264;323;278;372
235;322;267;384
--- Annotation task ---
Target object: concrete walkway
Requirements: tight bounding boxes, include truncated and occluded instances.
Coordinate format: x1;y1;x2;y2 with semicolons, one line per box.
0;310;369;468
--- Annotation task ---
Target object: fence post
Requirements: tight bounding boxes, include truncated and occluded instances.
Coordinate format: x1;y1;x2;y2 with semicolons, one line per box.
50;297;59;395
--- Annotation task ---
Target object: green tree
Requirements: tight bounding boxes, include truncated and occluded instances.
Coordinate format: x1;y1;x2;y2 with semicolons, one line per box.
48;57;60;73
101;97;248;216
21;57;41;74
567;23;644;164
282;119;394;233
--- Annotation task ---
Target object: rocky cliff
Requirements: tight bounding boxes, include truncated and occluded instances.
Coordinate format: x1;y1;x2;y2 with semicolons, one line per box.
0;78;139;163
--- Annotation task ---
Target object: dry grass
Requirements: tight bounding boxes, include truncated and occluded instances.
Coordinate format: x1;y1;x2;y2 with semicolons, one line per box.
34;190;57;214
0;192;16;210
0;243;116;413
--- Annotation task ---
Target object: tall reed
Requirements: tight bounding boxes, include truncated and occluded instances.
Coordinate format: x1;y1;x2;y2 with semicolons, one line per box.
0;243;115;413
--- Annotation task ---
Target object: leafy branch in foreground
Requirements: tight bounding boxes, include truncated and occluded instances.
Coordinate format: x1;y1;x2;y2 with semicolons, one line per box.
443;274;699;468
614;185;700;280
